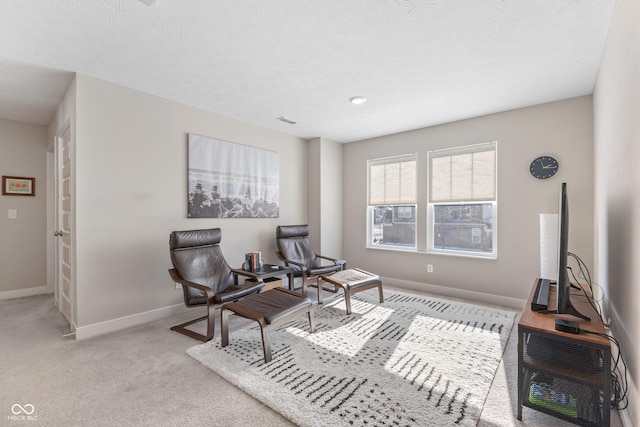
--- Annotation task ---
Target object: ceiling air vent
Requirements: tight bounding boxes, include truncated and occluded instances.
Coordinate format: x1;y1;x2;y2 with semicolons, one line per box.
276;116;296;125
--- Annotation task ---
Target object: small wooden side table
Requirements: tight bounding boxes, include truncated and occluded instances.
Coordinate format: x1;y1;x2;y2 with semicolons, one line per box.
517;279;611;426
232;264;295;292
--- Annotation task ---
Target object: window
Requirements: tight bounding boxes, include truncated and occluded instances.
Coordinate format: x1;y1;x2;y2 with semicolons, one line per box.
427;142;497;257
367;154;417;249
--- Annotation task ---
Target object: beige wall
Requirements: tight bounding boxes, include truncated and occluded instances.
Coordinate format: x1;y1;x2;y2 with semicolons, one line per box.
320;138;343;258
594;0;639;423
0;118;49;296
343;96;594;304
308;139;320;247
65;75;308;332
308;137;343;258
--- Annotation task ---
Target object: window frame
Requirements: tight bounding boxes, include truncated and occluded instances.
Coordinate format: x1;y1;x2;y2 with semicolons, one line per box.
366;154;418;250
427;201;497;258
427;142;498;259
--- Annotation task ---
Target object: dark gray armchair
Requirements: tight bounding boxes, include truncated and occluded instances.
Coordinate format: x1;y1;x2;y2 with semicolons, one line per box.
275;225;345;293
168;228;263;342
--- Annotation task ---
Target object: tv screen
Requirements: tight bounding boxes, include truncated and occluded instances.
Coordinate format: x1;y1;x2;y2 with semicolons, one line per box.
556;182;589;320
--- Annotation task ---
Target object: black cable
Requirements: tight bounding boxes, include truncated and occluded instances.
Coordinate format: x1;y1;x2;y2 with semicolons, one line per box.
565;252;628;410
567;252;604;321
567;265;603;321
568;252;592;289
582;330;629;410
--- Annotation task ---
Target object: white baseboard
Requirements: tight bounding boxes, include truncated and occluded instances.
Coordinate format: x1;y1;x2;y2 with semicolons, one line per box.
382;276;526;309
73;277;525;340
620;398;637;427
74;303;189;340
0;284;53;301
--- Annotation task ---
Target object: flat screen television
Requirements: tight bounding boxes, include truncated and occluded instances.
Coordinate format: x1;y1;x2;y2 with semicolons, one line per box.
556;182;589;320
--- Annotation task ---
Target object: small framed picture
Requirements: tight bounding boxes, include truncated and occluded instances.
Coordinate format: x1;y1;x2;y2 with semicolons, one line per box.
2;176;35;196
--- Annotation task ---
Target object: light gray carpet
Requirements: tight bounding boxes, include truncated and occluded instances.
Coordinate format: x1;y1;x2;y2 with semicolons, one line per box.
0;286;623;427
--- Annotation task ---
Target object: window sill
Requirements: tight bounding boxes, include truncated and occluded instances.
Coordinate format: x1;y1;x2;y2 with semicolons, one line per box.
366;245;497;260
366;245;417;253
427;249;497;260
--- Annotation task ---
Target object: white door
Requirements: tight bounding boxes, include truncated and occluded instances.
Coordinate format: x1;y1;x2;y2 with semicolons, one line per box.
54;125;74;328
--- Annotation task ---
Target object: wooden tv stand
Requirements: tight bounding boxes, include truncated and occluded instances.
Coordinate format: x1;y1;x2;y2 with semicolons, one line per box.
517;278;611;426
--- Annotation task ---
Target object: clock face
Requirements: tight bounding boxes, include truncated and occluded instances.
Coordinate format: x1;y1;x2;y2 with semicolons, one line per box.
530;156;559;179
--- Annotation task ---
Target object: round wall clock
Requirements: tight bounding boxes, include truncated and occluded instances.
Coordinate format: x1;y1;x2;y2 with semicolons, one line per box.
530;156;559;179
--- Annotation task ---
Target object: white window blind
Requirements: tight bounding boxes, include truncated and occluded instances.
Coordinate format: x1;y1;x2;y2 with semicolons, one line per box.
429;142;496;203
368;154;417;205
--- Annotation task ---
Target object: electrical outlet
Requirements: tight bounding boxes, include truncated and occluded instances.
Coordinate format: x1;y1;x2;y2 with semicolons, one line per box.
175;283;181;290
427;264;433;273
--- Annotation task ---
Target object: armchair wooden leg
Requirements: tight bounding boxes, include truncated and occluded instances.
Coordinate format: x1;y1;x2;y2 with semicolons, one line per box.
170;313;214;342
221;308;230;348
206;304;216;341
378;283;384;304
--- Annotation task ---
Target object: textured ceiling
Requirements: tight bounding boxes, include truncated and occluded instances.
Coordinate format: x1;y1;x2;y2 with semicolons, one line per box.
0;0;616;143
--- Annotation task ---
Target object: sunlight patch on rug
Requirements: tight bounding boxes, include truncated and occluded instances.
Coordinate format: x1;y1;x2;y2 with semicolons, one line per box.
187;289;516;427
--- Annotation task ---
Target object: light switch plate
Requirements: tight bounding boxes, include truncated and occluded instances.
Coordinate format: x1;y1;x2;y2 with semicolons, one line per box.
8;209;17;219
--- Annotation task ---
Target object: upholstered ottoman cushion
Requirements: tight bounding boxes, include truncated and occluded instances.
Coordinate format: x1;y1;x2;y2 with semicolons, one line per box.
221;288;314;363
318;268;384;314
230;288;312;324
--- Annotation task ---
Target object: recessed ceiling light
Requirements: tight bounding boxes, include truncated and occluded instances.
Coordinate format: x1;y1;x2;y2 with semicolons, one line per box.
350;96;367;105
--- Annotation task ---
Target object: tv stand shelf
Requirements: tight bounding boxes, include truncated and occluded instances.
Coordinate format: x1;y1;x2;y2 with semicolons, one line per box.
518;278;611;427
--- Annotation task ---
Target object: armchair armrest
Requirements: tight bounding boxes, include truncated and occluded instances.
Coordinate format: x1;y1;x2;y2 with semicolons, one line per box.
316;254;346;269
168;268;210;293
275;252;307;271
315;254;338;263
168;268;216;304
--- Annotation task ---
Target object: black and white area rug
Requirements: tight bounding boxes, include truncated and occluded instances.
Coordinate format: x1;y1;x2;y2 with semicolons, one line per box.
187;289;516;427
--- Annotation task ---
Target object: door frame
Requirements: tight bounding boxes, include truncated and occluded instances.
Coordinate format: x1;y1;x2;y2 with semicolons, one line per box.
53;120;75;331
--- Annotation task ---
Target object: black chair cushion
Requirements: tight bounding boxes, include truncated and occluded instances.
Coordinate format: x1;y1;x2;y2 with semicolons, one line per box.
308;264;342;276
212;282;265;304
170;228;258;306
171;228;221;249
276;225;320;270
276;224;309;239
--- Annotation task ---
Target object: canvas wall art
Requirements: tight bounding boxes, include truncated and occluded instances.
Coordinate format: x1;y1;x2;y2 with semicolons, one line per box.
187;134;279;218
